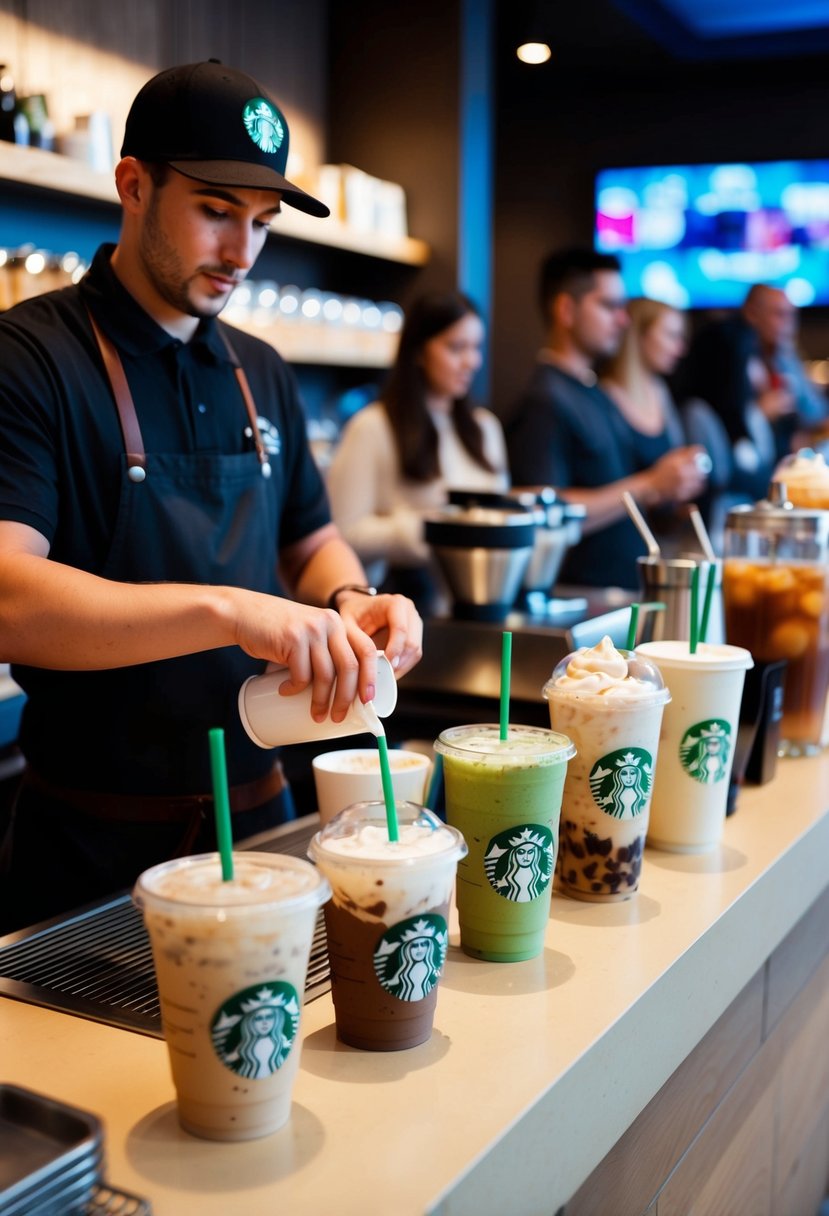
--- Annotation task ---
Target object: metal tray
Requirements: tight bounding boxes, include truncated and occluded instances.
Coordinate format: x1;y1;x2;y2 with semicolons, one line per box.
0;1084;103;1212
0;817;328;1038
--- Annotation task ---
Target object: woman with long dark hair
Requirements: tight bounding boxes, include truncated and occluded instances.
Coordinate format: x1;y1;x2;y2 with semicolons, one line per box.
327;290;508;611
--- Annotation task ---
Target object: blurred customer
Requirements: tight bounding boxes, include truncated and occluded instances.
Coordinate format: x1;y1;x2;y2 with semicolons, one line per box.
506;248;706;590
678;284;828;508
327;290;509;613
600;297;699;553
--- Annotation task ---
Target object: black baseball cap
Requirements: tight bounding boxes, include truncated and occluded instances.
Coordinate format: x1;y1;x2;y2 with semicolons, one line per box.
120;60;329;218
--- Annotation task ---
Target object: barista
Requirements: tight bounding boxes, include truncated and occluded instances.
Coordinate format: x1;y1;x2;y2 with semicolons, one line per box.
0;61;421;932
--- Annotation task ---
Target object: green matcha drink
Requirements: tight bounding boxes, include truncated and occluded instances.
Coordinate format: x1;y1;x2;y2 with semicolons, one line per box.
434;724;575;962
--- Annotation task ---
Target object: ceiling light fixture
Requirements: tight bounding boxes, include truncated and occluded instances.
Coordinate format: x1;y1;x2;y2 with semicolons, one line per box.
517;40;551;64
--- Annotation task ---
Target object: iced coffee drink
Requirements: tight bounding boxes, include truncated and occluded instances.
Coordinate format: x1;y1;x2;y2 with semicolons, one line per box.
308;803;466;1051
772;449;829;509
133;852;329;1141
723;559;829;753
543;636;670;901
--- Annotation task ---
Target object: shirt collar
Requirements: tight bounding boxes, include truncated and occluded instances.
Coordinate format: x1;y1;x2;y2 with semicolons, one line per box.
79;244;231;365
537;348;598;387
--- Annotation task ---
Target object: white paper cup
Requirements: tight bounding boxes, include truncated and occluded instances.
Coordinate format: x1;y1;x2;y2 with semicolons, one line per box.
312;747;432;825
239;651;397;749
635;641;754;853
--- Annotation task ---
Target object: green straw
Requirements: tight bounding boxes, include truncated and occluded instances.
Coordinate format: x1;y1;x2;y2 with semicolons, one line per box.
626;603;640;652
208;727;234;882
500;631;512;742
700;561;717;644
376;734;400;842
689;565;700;655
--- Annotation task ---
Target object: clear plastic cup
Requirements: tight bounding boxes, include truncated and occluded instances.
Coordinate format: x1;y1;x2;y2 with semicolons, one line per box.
543;650;670;902
434;725;575;961
133;852;330;1141
308;802;466;1050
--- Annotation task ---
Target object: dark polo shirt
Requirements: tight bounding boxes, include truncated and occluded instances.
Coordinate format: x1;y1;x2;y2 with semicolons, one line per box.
506;361;671;590
0;243;329;575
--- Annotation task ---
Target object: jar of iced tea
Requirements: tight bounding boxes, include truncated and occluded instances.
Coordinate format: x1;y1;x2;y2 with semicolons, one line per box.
723;498;829;756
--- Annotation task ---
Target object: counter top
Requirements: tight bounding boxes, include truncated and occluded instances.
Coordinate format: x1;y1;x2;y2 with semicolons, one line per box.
2;754;828;1215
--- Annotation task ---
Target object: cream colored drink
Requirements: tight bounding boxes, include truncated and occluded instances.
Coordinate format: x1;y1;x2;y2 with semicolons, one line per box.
544;636;670;901
133;852;329;1141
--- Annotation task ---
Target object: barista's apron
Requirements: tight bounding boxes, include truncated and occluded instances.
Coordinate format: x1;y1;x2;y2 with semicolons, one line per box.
2;313;297;930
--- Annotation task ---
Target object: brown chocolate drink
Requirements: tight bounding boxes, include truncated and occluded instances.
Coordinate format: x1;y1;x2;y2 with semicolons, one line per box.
308;801;466;1052
323;897;450;1050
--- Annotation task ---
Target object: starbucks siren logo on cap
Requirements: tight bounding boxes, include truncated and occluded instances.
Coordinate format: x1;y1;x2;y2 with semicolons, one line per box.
243;97;284;154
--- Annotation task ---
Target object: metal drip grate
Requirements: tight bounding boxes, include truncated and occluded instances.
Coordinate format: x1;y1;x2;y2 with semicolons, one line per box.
0;819;329;1038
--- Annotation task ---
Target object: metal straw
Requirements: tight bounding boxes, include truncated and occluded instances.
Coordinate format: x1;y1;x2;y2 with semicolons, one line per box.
622;492;660;558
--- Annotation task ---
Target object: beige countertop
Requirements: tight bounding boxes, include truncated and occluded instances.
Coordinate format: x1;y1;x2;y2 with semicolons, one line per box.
2;753;828;1216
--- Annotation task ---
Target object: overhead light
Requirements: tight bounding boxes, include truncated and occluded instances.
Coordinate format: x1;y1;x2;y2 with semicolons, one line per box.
517;41;551;64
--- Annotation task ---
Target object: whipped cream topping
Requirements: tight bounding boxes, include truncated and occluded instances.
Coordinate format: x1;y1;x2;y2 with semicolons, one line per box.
550;635;660;700
774;449;829;488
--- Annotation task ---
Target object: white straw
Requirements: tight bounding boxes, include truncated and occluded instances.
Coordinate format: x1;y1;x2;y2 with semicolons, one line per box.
688;504;717;562
622;491;660;558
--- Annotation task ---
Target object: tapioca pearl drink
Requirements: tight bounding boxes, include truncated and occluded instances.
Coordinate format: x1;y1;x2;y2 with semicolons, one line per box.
133;852;330;1142
636;641;753;852
723;558;829;751
308;803;466;1051
543;636;670;902
434;725;575;962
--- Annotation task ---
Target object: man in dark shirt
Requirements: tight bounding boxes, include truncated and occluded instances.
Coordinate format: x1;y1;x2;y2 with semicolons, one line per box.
0;61;421;931
506;247;705;589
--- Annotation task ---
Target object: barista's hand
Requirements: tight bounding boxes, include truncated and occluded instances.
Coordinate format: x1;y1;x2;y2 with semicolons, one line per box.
336;591;423;680
645;445;709;505
234;595;372;724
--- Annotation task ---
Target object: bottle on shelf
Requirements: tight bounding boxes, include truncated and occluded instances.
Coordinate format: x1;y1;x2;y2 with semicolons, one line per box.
0;65;18;143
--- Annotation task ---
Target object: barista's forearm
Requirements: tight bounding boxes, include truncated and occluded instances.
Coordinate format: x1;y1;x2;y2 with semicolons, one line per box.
0;551;239;670
281;528;368;608
558;471;654;535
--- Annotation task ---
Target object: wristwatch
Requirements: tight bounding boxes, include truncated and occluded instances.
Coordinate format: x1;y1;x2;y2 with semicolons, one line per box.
327;584;378;611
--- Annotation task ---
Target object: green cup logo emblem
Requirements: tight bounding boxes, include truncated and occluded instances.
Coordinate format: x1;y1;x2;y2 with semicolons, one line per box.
210;981;299;1077
373;915;447;1002
484;824;554;902
243;98;284;154
589;747;653;819
679;719;732;784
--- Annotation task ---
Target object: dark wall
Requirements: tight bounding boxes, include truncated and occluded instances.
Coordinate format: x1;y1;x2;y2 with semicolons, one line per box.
491;1;829;416
326;0;462;306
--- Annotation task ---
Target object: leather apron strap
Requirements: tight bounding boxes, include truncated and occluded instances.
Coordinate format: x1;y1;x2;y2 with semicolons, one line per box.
86;309;272;480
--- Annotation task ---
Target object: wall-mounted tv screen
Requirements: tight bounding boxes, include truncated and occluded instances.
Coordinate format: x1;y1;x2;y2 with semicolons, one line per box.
595;160;829;310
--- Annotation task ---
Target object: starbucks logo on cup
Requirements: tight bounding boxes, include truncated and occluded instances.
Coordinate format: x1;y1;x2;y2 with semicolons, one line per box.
373;915;447;1002
589;748;653;819
679;719;732;784
210;981;299;1078
483;824;554;902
